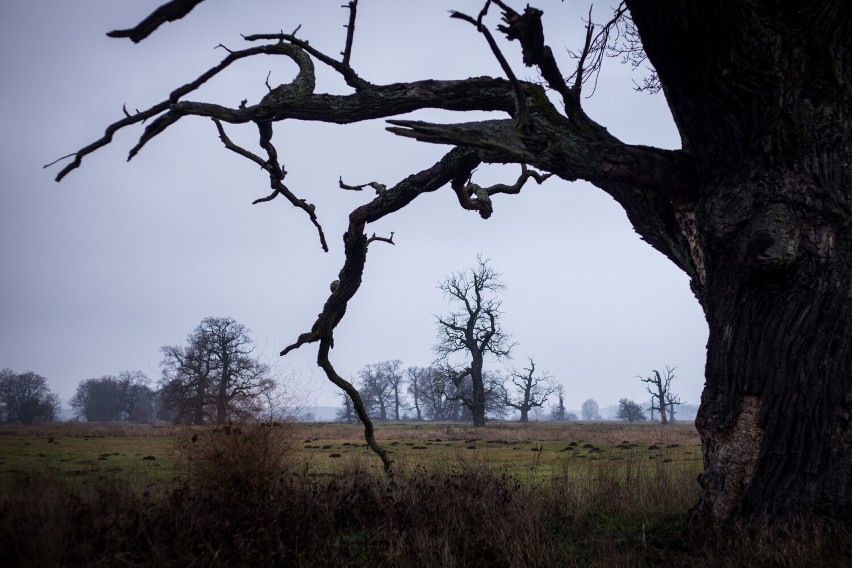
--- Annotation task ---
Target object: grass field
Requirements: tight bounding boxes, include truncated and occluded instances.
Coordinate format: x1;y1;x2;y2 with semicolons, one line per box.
0;420;847;566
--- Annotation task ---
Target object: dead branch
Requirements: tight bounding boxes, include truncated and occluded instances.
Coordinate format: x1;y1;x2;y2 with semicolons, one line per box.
366;232;395;246
339;177;387;195
244;32;370;90
213;118;328;252
107;0;206;43
341;1;359;67
451;4;529;129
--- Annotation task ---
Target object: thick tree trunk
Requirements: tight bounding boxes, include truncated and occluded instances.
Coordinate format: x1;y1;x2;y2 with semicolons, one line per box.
625;0;852;528
694;202;852;526
518;408;529;423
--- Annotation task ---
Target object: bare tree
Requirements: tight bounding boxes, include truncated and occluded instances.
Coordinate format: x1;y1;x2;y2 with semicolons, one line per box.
413;366;460;421
53;0;852;526
159;317;275;424
616;398;647;423
435;256;514;426
357;362;394;421
641;366;678;426
406;366;431;421
0;370;61;424
500;358;556;422
665;391;684;423
580;399;601;421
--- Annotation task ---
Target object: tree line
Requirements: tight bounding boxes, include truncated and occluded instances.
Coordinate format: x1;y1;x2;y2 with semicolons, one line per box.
1;317;281;425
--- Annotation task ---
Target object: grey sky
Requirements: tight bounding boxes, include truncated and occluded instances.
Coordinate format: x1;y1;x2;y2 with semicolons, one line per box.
0;1;707;412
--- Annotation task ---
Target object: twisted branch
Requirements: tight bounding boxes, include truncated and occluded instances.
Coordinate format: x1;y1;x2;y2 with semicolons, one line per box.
213;119;328;251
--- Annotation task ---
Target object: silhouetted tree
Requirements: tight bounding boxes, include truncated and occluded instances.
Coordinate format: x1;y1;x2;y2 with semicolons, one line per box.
56;0;852;526
159;317;275;424
641;366;678;425
500;358;556;422
435;256;514;426
0;369;60;424
616;398;647;423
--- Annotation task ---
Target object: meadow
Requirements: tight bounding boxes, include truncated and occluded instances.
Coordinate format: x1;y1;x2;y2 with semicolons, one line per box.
0;421;846;566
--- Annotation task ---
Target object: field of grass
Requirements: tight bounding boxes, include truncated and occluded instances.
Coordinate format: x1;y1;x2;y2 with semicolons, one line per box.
0;420;847;566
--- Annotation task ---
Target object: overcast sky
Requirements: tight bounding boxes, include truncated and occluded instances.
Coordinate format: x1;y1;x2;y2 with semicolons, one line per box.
0;1;707;413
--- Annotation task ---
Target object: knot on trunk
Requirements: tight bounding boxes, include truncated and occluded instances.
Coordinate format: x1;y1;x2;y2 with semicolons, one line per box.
744;203;800;276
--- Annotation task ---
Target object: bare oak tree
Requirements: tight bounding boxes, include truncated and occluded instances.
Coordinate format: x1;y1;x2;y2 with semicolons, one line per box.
500;358;556;422
52;0;852;527
435;256;514;426
640;366;677;426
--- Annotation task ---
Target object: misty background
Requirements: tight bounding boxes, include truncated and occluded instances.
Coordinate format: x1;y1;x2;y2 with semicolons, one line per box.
0;1;707;418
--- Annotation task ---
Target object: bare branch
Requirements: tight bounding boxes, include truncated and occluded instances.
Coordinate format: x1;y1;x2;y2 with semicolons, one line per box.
49;43;310;181
244;31;371;90
366;232;395;246
450;5;529;128
106;0;206;43
213;118;328;252
339;177;387;195
281;147;483;355
341;1;359;67
316;338;392;474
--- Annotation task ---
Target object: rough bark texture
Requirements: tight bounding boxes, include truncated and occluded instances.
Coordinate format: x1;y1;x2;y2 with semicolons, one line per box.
628;0;852;527
56;0;852;528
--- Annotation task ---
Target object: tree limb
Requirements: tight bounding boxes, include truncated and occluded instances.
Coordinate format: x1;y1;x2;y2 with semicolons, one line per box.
106;0;206;43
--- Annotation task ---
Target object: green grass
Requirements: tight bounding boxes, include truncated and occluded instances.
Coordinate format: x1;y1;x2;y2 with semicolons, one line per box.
0;433;181;491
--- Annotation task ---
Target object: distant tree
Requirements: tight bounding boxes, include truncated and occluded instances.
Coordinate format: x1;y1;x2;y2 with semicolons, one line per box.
414;366;460;421
616;398;647;422
335;390;356;423
640;366;679;425
581;398;601;421
357;363;393;421
379;360;405;421
500;358;556;422
159;317;275;424
0;369;61;424
70;371;154;422
406;366;432;421
435;256;514;427
550;385;567;421
665;391;685;423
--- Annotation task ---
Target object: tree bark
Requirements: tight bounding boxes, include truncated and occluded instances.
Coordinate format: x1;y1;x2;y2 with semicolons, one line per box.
470;354;487;427
627;0;852;527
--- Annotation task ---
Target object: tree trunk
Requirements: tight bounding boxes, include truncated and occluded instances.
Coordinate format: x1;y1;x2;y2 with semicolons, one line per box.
694;222;852;526
470;356;486;427
519;408;529;423
624;0;852;528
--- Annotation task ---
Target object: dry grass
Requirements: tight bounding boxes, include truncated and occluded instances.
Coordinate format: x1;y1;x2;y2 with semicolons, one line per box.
0;420;848;567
